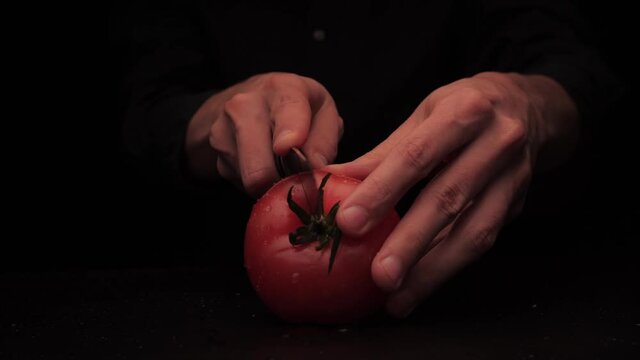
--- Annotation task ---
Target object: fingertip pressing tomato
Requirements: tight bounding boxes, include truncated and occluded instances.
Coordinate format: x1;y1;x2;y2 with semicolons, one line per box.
244;171;400;324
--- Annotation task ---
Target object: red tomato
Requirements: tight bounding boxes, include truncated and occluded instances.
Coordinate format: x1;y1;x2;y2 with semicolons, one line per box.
244;171;400;324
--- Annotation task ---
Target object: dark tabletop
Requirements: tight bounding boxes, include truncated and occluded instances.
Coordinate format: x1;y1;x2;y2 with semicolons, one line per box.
2;240;638;359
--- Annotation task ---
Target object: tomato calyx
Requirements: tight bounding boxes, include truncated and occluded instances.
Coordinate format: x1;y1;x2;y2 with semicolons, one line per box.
287;173;342;274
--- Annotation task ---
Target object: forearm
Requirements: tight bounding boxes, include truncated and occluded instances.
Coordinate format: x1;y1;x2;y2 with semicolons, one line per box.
469;72;578;171
122;1;220;185
468;0;618;159
124;91;216;184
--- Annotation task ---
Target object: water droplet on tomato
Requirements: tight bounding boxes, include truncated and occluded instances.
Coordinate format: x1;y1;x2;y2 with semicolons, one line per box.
265;205;272;212
291;272;300;284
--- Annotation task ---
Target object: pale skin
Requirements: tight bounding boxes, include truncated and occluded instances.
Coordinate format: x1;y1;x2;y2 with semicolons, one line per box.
186;71;578;317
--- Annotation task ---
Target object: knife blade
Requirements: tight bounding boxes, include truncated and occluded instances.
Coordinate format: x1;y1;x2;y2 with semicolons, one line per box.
275;147;316;209
275;147;312;178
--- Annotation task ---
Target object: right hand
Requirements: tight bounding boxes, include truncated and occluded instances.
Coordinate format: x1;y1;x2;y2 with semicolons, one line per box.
185;72;343;197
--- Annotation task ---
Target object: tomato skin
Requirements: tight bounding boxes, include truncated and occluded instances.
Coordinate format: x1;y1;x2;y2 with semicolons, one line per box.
244;171;400;324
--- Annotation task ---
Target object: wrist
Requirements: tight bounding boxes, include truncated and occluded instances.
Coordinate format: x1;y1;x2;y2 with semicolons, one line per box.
515;73;579;171
474;72;579;170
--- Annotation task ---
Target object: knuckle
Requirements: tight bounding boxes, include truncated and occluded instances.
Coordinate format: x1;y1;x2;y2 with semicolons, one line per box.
300;74;319;86
323;96;337;111
403;226;431;254
499;121;527;151
208;124;225;151
365;175;395;207
433;183;467;221
455;88;494;120
324;148;338;164
467;227;496;255
242;166;273;197
224;92;253;117
263;72;302;89
301;75;328;92
399;139;430;173
271;94;305;116
318;103;344;133
337;115;345;138
306;141;338;164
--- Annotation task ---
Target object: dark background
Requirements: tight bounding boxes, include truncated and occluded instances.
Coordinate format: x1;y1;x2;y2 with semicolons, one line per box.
2;1;638;358
6;0;636;270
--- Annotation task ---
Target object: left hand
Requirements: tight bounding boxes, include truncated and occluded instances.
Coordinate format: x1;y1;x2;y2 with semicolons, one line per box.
326;72;577;317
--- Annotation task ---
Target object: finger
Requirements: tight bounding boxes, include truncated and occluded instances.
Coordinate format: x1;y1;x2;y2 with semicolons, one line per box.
337;91;494;236
385;162;529;317
269;82;313;155
324;156;382;180
302;98;343;167
209;113;238;177
224;92;279;197
370;120;526;291
325;112;422;179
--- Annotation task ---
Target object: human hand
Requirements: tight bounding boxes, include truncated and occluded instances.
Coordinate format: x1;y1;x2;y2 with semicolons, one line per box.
327;72;577;317
186;72;343;197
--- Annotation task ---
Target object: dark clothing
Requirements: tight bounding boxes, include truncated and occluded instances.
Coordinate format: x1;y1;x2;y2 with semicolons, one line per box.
123;0;616;184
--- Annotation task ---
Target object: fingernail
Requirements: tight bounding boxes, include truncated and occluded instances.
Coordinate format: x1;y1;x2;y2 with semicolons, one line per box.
340;206;368;233
387;292;416;318
275;130;295;148
380;256;404;290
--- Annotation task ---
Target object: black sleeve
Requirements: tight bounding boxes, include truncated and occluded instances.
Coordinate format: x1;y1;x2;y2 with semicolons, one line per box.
463;0;620;125
122;0;218;186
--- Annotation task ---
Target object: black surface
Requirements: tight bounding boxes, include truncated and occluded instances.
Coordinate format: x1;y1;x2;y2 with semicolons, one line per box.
3;221;639;359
